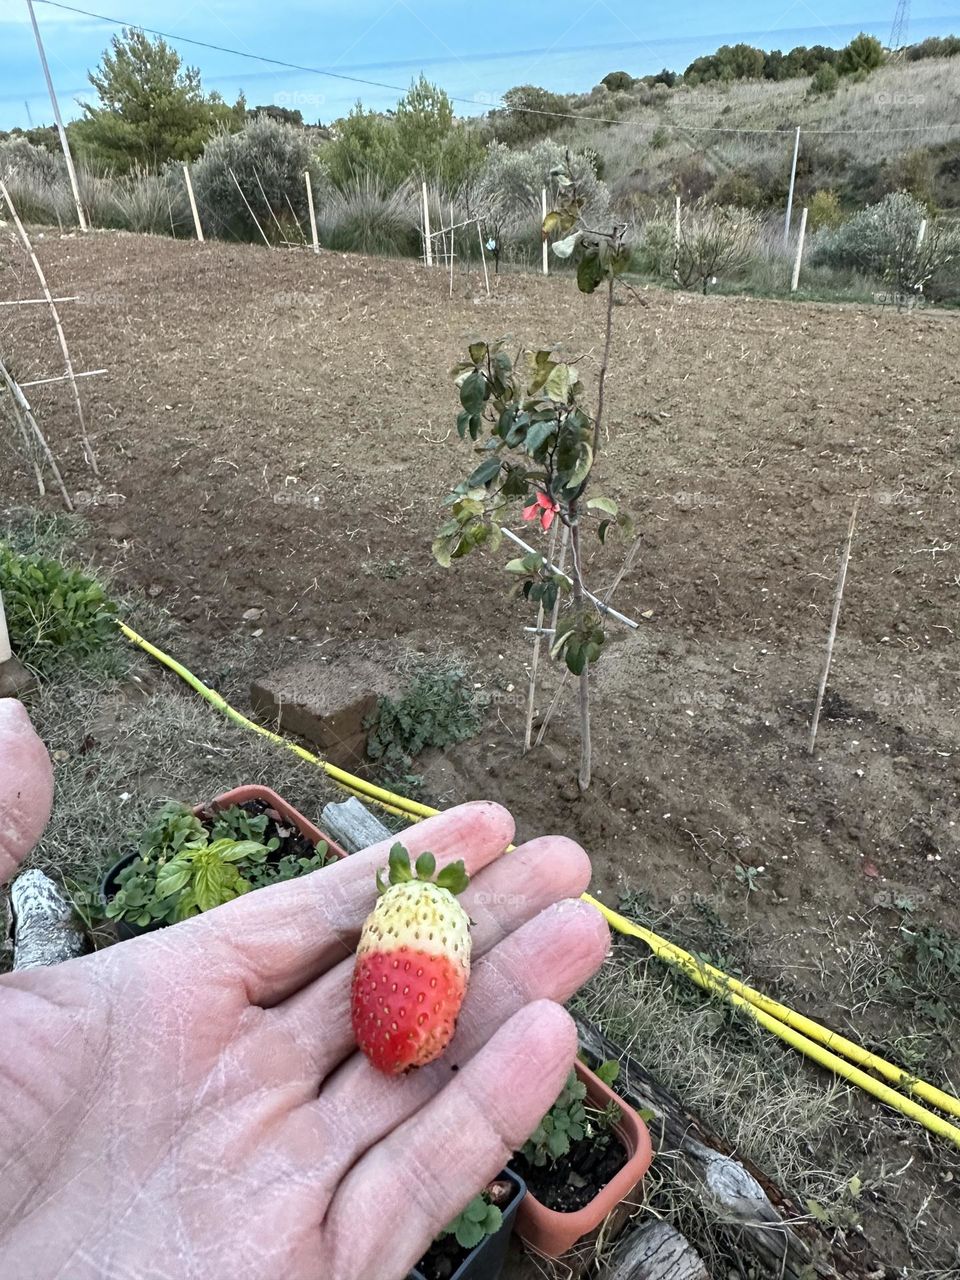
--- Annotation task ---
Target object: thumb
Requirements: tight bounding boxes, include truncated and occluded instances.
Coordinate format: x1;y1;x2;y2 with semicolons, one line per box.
0;700;54;884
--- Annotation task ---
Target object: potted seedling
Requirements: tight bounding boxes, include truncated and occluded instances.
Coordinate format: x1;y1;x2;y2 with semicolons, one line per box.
101;785;347;939
409;1171;526;1280
511;1060;652;1258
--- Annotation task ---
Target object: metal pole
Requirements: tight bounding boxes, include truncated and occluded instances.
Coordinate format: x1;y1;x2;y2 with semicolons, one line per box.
25;0;87;231
783;126;800;248
916;217;927;248
790;206;808;292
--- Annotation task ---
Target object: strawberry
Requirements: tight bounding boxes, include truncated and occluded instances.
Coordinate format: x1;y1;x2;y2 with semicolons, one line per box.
351;843;471;1075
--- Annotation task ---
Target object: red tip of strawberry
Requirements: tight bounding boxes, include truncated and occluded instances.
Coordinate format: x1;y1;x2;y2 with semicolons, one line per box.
352;844;472;1075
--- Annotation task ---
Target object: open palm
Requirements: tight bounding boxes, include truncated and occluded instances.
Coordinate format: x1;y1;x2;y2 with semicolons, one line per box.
0;718;608;1280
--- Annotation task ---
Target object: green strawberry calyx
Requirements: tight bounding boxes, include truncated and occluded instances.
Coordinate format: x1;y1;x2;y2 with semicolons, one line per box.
375;842;470;897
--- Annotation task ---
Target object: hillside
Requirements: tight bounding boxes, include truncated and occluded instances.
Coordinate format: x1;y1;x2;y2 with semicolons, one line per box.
546;57;960;212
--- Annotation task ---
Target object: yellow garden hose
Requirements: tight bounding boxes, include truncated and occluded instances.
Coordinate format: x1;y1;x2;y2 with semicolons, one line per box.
118;621;960;1149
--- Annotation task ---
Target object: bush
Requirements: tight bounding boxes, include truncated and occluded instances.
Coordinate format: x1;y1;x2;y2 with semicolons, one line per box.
190;116;321;242
676;202;761;292
0;137;62;185
601;71;634;91
711;170;763;208
488;85;569;146
808;64;839;96
837;33;884;77
473;140;610;232
317;176;420;257
0;545;117;676
811;191;924;273
807;189;843;230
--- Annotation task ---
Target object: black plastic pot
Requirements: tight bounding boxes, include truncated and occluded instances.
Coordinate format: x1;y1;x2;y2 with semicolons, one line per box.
408;1170;525;1280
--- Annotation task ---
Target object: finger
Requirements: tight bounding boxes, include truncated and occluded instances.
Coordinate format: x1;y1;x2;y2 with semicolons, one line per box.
324;1000;577;1280
312;897;608;1175
272;835;593;1078
0;700;54;885
183;801;514;1006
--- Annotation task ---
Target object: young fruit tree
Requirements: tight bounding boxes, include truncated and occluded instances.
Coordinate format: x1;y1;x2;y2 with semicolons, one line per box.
432;163;633;790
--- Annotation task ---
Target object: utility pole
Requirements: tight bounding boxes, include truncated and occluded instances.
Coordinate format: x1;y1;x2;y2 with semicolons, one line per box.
783;126;800;248
25;0;87;231
889;0;910;53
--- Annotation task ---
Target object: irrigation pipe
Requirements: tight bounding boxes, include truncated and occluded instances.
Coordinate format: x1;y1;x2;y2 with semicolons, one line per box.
118;621;960;1149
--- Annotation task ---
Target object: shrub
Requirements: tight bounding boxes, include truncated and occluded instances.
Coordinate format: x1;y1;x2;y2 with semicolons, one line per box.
808;64;840;96
472;140;610;240
676;201;761;292
710;170;763;208
488;85;569;146
807;189;843;230
366;661;483;789
0;545;117;675
811;190;924;274
317;175;420;257
837;33;884;77
189;116;322;243
601;71;634;91
0;137;62;185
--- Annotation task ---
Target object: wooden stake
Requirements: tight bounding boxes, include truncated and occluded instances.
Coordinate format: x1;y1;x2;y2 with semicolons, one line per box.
808;499;861;755
422;182;432;267
253;168;286;243
541;187;549;275
182;163;203;241
0;357;73;509
523;519;561;753
477;220;490;297
304;170;320;254
0;181;98;476
229;168;272;248
790;206;808;292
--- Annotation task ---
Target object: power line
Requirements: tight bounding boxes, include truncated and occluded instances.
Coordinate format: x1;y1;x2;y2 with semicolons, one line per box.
30;0;960;136
889;0;911;51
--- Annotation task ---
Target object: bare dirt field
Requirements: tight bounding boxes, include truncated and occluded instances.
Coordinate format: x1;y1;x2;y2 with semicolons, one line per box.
2;231;959;1270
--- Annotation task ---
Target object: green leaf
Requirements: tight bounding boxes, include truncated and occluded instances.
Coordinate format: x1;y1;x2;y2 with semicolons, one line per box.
577;250;606;294
154;861;191;898
435;860;469;895
415;851;437;879
468;341;488;365
597;519;611;544
467;456;502;488
595;1059;620;1086
388;843;413;885
431;536;454;569
541;210;562;237
525;420;555;455
459;369;486;416
587;496;618;517
193;858;229;913
504;558;529;574
565;442;593;490
543;362;575;402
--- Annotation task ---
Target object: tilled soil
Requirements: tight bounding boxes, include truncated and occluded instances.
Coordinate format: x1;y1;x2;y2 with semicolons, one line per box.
2;230;959;1270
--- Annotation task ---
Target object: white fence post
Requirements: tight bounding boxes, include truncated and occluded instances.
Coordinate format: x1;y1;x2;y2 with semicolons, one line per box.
541;188;549;275
783;125;800;247
422;182;433;267
183;163;203;242
917;217;928;248
304;170;320;254
791;206;808;292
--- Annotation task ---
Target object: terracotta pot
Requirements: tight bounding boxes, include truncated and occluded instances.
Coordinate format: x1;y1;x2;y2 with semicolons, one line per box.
102;784;348;939
409;1169;525;1280
514;1061;653;1259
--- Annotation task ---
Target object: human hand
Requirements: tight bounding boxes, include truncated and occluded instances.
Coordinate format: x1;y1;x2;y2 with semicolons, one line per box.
0;698;54;884
0;800;609;1279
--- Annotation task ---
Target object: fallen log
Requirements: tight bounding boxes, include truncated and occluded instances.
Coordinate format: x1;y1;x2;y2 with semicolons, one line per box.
605;1220;708;1280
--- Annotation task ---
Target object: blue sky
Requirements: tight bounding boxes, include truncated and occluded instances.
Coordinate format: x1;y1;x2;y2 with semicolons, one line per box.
1;0;959;130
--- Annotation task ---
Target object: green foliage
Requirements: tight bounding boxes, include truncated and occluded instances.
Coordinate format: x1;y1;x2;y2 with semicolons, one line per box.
366;663;483;783
837;33;884;77
0;544;117;676
601;71;635;91
521;1069;588;1165
807;188;844;230
72;28;237;172
441;1193;503;1250
905;34;960;60
321;76;486;190
808;63;840;97
375;842;469;896
104;801;332;927
811;191;951;298
0;136;61;185
474;140;609;232
317;175;420;257
675;201;760;293
190;115;322;242
489;85;569;146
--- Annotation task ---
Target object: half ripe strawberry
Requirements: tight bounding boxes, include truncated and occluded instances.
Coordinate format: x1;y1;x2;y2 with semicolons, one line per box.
351;843;471;1075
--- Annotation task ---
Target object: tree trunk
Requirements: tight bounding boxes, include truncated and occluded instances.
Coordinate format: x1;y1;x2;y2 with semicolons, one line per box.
605;1221;708;1280
10;870;87;969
